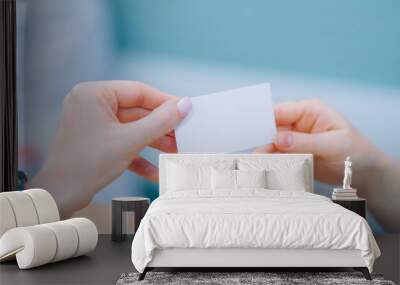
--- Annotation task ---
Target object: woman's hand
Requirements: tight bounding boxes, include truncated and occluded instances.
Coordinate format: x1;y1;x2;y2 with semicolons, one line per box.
28;81;192;218
255;99;400;232
255;99;383;185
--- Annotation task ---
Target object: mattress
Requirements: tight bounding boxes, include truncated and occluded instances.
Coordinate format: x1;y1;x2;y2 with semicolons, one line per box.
131;190;380;273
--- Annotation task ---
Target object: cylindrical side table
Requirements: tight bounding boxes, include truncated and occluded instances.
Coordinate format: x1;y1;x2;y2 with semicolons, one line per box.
112;197;150;242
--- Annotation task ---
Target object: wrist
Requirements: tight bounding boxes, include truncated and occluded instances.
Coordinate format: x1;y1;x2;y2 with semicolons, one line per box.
351;134;391;191
27;158;92;219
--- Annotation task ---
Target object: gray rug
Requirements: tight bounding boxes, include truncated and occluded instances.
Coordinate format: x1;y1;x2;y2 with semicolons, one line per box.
117;272;396;285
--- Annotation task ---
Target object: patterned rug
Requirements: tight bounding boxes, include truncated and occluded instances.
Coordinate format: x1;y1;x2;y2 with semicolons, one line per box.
117;271;396;285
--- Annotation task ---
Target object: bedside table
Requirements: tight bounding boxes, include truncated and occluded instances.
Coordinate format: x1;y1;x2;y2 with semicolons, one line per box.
112;197;150;242
332;198;366;218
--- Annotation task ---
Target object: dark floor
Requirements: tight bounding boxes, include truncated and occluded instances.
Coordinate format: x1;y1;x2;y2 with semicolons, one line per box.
0;235;398;285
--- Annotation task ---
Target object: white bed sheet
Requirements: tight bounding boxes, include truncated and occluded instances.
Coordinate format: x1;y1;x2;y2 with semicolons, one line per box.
131;190;380;273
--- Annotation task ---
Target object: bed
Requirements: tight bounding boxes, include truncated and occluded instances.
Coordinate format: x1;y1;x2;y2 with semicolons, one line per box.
131;154;380;280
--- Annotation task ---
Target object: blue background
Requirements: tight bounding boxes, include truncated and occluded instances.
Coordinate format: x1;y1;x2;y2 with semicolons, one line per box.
111;0;400;87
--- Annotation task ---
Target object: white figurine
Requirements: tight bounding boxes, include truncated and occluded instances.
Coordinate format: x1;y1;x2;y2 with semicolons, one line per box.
343;156;352;189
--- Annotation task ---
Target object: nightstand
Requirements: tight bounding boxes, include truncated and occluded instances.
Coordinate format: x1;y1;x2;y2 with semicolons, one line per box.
332;198;366;218
112;197;150;242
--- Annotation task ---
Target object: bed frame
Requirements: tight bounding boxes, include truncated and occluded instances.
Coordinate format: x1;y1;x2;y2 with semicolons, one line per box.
139;154;371;280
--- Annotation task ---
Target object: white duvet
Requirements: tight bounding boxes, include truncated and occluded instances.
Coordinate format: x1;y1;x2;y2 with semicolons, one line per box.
131;190;380;273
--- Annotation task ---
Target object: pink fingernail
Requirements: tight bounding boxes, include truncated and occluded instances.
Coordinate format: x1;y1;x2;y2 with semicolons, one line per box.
177;97;192;118
276;132;293;147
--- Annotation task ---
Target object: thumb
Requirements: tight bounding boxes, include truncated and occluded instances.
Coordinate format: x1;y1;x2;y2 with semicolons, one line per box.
274;131;329;156
123;97;192;151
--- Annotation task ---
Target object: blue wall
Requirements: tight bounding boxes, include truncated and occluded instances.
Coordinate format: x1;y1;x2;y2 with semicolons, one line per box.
113;0;400;87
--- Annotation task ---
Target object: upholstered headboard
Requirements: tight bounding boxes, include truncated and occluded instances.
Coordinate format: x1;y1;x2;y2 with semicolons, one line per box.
159;153;314;195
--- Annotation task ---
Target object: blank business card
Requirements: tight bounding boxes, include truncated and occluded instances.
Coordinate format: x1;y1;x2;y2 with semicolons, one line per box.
175;83;276;153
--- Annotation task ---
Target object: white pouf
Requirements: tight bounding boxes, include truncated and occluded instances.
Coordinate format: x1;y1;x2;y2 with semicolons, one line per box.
0;190;98;269
0;192;39;227
0;218;98;269
42;221;79;262
0;225;57;268
0;196;17;237
24;189;60;223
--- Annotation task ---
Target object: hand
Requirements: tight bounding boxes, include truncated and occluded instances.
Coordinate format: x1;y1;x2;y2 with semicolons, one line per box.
28;81;192;218
255;99;383;185
255;99;400;232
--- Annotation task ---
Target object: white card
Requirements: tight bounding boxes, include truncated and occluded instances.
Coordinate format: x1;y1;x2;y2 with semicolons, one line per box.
175;83;276;153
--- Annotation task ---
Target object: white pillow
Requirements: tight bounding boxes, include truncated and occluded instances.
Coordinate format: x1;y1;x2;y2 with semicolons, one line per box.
167;163;210;191
166;160;236;192
238;159;308;191
267;166;306;191
236;169;267;189
211;168;236;190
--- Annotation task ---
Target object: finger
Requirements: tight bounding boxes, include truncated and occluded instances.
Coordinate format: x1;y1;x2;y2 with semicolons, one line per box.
274;101;306;126
123;97;192;152
117;107;150;123
118;108;176;138
104;80;176;109
253;144;277;153
168;130;176;138
277;125;292;132
275;99;350;133
274;99;327;128
149;136;178;153
273;130;337;156
128;157;159;183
